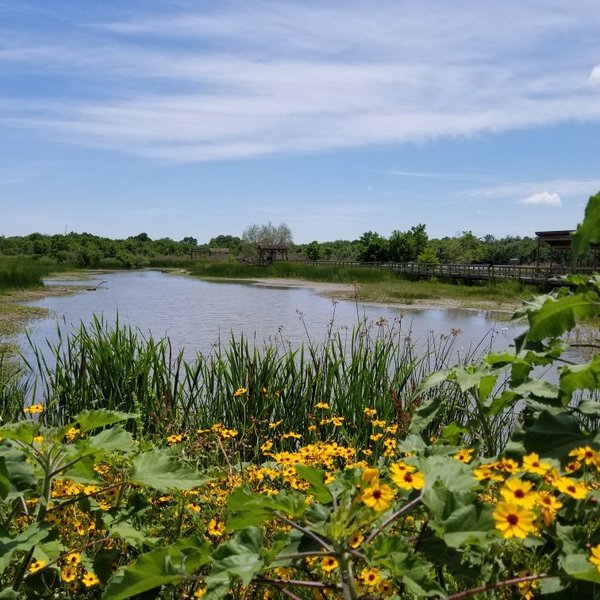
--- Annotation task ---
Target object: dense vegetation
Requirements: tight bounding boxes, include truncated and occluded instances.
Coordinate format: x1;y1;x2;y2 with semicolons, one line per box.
0;225;558;269
0;192;599;599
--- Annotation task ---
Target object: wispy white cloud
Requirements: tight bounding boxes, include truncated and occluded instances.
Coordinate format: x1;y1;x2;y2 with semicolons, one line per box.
517;191;561;206
465;178;600;200
2;1;600;162
590;65;600;85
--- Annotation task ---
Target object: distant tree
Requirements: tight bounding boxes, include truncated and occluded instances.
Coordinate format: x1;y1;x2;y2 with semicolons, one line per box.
180;236;198;247
242;222;293;245
305;240;322;261
356;231;389;263
388;224;428;263
209;235;242;251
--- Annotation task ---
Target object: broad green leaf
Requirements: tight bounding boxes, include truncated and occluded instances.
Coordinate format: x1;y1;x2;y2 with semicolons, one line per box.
441;503;494;547
0;458;10;499
205;527;265;598
103;535;211;600
0;445;36;499
575;399;600;416
294;465;333;503
512;379;559;401
560;357;600;404
87;426;135;453
131;449;206;491
0;421;38;444
439;422;469;445
0;589;18;599
76;410;136;433
371;536;445;597
227;486;307;530
571;191;600;260
523;411;589;459
561;554;600;583
227;486;276;529
523;292;600;345
0;523;50;572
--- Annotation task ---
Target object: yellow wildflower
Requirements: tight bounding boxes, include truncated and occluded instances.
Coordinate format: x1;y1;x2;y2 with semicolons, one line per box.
28;560;46;573
361;484;396;511
522;452;551;476
363;407;377;418
359;567;381;587
315;402;330;410
233;387;247;396
60;565;77;582
82;572;100;587
453;448;474;463
23;403;44;414
500;479;537;509
207;518;226;538
555;477;589;500
493;502;536;539
320;557;339;573
569;446;599;466
589;544;600;572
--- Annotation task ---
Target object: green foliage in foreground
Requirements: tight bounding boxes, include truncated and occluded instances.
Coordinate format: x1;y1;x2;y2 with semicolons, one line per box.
1;193;600;599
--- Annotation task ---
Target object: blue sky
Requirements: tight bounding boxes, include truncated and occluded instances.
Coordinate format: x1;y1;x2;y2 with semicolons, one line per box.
2;0;600;243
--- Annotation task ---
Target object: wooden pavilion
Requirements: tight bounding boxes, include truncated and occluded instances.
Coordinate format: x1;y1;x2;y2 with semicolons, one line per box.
535;230;599;267
257;243;289;264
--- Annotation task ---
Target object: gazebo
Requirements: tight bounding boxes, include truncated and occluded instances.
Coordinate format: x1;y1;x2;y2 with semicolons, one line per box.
535;230;599;267
257;243;289;264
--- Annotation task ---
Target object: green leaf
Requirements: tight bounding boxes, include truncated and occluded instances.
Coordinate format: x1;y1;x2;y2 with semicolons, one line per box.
227;486;275;529
0;589;18;599
0;458;10;499
205;528;265;599
441;503;494;547
512;379;559;401
0;523;50;572
523;411;589;459
561;553;600;583
0;421;38;444
0;445;36;500
87;426;135;453
75;410;136;433
571;191;600;260
130;450;206;491
560;357;600;404
522;292;600;346
103;535;211;600
294;465;333;503
371;536;445;597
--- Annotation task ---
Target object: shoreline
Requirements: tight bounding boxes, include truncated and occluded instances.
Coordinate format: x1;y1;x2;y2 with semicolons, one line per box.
246;277;521;315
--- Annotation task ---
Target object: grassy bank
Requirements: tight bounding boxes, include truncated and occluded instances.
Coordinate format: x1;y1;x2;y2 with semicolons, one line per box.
185;259;536;309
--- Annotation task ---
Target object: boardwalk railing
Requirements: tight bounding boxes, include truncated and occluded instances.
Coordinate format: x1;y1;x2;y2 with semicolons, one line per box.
287;259;597;285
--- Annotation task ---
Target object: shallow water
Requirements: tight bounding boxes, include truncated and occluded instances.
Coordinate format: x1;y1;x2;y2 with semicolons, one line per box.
17;270;523;359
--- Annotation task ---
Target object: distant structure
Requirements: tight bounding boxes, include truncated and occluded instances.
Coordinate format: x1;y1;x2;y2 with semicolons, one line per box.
208;248;230;260
535;230;599;267
257;243;289;264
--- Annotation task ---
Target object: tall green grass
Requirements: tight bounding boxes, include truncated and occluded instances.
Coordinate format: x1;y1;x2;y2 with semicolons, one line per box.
0;256;51;291
13;316;512;458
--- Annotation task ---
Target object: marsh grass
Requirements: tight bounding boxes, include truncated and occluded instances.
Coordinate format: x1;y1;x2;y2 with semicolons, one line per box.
186;260;534;307
12;315;516;458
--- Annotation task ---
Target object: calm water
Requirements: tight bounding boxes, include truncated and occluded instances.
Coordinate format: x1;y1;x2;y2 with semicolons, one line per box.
17;270;523;359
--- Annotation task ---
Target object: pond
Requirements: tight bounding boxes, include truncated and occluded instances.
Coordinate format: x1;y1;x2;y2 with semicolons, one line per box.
16;270;523;361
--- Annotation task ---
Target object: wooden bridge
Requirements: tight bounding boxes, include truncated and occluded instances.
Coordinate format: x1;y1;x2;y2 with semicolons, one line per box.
292;260;597;286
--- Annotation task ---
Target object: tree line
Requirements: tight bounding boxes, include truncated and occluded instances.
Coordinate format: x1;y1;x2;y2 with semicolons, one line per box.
0;223;555;268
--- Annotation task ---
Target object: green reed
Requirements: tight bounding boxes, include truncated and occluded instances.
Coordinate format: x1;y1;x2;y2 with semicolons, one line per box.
0;256;51;291
18;316;508;457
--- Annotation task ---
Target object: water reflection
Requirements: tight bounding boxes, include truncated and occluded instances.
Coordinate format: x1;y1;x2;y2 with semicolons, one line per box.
19;270;524;360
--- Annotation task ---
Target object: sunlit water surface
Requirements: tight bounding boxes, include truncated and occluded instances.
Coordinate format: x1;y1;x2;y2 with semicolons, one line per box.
16;271;524;363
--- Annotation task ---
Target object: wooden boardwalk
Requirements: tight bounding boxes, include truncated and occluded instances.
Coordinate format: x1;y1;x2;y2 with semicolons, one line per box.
291;260;596;286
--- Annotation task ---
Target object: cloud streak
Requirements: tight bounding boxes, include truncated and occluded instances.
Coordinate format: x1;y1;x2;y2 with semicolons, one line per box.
2;1;600;162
